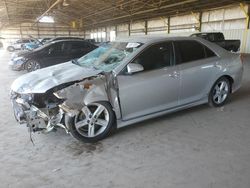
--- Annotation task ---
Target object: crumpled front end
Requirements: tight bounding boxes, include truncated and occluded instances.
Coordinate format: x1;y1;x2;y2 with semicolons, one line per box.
10;91;66;133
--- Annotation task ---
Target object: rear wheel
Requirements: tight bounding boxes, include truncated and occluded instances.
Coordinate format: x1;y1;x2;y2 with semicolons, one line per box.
209;77;231;107
25;60;41;72
67;101;116;143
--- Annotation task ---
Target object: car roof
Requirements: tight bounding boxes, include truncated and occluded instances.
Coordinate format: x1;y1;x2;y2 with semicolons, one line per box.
51;37;84;40
116;36;229;56
116;36;214;44
49;39;89;44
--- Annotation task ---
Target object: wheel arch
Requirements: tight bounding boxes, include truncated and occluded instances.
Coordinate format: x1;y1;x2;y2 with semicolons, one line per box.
24;58;41;71
83;86;121;119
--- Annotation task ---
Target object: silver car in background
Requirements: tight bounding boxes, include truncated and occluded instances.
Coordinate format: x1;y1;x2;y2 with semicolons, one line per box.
10;37;243;142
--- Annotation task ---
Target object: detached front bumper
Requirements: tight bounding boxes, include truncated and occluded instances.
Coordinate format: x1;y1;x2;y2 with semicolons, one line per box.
11;93;64;133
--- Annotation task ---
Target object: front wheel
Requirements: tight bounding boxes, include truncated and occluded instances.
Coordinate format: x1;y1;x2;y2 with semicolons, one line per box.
67;101;116;143
209;77;231;107
25;60;41;72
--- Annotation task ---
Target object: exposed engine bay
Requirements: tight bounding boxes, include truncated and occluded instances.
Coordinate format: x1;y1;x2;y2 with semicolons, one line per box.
10;74;113;134
11;86;66;133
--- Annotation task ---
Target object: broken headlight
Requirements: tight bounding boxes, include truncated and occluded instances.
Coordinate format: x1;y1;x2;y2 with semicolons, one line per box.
13;56;25;62
20;93;34;102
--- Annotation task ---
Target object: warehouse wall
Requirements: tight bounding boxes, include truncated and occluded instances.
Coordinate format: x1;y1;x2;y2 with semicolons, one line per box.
147;18;168;35
0;22;85;47
0;23;85;39
88;5;250;53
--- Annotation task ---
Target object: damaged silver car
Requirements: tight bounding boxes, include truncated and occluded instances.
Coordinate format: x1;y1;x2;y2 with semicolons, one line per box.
10;37;243;142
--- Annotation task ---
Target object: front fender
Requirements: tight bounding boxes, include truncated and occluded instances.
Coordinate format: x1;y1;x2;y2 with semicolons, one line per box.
83;83;121;119
83;85;109;105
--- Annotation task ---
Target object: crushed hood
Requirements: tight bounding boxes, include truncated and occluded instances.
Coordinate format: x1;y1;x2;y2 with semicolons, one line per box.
11;61;102;94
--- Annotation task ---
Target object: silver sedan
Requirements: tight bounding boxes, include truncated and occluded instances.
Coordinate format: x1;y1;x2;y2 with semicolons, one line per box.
11;36;243;142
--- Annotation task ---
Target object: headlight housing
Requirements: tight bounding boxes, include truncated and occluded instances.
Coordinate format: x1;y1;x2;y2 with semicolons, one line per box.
20;93;34;102
13;56;24;62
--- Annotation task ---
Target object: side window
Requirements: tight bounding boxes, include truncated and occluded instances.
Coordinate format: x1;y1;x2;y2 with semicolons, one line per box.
175;41;206;64
70;42;85;53
204;46;216;58
207;34;215;42
133;42;173;71
48;43;63;55
214;33;224;41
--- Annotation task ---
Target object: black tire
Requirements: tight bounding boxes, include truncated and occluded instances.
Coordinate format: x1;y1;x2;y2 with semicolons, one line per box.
7;46;15;52
209;77;231;107
25;60;41;72
66;101;116;143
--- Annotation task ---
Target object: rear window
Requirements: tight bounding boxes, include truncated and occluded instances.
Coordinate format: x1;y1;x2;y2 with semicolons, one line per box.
204;46;216;58
175;40;216;64
175;41;206;63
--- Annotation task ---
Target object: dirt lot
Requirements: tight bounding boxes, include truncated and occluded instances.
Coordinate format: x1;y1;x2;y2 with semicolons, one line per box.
0;50;250;188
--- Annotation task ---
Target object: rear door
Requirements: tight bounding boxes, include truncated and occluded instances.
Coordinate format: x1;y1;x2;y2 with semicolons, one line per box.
174;40;218;105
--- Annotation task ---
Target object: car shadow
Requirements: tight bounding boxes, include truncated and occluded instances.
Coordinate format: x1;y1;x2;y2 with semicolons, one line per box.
230;86;250;103
115;104;209;136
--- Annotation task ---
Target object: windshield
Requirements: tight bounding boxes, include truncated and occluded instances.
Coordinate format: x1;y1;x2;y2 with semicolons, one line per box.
76;42;143;72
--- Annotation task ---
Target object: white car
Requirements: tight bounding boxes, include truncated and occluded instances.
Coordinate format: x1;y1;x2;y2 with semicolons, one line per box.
10;36;243;142
7;39;36;52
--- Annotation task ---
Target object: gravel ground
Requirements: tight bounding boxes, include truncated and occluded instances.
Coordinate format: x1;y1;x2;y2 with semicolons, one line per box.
0;50;250;188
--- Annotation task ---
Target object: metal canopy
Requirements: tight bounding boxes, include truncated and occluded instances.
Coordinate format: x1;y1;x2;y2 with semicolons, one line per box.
0;0;247;29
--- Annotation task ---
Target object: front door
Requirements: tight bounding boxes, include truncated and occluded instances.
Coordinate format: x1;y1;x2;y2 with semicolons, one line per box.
117;42;180;121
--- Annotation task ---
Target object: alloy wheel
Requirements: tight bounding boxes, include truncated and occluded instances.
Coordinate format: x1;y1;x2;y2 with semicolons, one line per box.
212;80;229;104
26;61;40;72
74;103;110;138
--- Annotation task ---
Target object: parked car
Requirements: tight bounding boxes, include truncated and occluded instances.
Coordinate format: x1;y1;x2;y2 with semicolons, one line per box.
7;39;36;52
9;39;97;72
22;38;51;51
22;40;42;51
10;37;243;142
190;32;240;52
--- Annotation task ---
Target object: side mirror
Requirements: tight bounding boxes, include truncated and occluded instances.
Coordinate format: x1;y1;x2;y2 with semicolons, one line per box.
127;63;144;74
